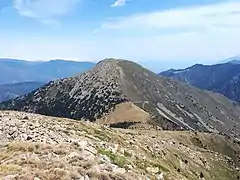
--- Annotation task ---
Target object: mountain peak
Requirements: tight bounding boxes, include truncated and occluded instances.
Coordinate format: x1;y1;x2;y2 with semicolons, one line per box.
97;58;133;65
1;59;240;138
190;63;204;68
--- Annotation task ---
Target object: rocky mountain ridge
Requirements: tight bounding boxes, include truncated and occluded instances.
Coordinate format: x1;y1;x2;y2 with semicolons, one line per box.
0;82;44;103
160;61;240;102
1;59;240;139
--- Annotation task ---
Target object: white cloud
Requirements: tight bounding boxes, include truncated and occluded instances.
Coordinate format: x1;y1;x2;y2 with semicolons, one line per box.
89;1;240;66
103;1;240;33
111;0;126;7
13;0;80;24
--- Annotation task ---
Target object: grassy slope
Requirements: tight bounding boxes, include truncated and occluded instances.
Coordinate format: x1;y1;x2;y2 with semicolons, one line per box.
0;111;239;180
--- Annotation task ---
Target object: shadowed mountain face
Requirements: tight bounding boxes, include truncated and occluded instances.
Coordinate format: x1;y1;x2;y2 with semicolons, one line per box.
160;60;240;102
1;59;240;138
0;59;95;84
0;82;44;103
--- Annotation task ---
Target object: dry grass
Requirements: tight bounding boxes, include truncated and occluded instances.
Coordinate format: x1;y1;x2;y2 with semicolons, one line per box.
96;102;150;125
0;111;240;180
0;164;21;174
7;141;38;152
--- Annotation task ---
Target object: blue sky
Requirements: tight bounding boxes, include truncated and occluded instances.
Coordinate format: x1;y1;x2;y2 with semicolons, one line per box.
0;0;240;70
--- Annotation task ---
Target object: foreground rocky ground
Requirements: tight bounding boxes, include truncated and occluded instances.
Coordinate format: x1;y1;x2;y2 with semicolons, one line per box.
0;111;240;180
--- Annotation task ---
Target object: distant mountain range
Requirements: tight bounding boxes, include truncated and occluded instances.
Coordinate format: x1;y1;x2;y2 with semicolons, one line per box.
0;82;44;102
1;59;240;139
0;58;95;102
0;58;95;84
218;56;240;65
160;57;240;102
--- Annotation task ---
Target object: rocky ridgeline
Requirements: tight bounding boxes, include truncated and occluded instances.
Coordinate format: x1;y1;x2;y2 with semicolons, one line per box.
1;60;127;121
160;61;240;102
117;60;240;137
1;59;240;139
0;111;240;180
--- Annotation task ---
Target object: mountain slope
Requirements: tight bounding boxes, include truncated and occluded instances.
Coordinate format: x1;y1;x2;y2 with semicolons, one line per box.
0;59;95;84
160;61;240;102
0;82;44;102
1;59;240;138
0;111;240;180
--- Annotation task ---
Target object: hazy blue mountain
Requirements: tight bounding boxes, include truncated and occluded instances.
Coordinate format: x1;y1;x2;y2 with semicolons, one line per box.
0;82;44;102
0;59;95;84
138;60;196;73
160;58;240;102
218;56;240;65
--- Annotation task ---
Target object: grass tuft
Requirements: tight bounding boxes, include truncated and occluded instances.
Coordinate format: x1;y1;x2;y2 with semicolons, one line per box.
98;148;127;168
0;164;21;173
123;150;132;157
7;141;38;152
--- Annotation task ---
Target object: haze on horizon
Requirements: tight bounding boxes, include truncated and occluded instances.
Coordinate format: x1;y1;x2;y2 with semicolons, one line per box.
0;0;240;70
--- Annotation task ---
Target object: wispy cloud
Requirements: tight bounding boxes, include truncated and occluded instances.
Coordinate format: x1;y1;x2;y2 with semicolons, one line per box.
111;0;126;7
103;1;240;33
13;0;80;24
1;1;239;66
86;1;240;64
